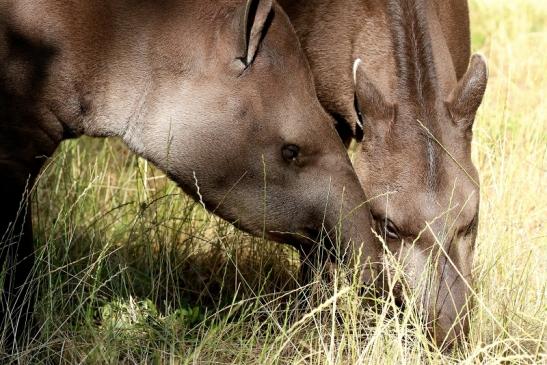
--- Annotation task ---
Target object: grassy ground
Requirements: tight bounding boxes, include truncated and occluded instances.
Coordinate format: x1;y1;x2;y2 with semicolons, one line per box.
2;0;546;363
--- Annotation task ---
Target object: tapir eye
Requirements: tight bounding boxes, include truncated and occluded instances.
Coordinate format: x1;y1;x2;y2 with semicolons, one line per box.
384;220;400;240
375;216;400;240
282;144;300;162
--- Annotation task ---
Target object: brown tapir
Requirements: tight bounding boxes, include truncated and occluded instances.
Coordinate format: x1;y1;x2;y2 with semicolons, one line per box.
280;0;488;348
0;0;381;344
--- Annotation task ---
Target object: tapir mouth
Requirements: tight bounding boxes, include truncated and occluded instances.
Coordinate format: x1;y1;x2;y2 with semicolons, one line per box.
377;262;472;349
268;227;321;247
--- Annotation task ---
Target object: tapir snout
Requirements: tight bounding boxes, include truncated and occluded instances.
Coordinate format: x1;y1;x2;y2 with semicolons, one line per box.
379;214;476;348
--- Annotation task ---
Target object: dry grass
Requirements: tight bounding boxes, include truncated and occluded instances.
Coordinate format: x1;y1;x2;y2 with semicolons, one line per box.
1;0;546;363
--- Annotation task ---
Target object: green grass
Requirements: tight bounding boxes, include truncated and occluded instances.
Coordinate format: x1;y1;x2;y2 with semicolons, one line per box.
2;0;546;363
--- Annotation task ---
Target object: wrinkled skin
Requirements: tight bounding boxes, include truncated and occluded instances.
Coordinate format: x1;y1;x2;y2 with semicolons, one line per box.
0;0;379;346
281;0;487;348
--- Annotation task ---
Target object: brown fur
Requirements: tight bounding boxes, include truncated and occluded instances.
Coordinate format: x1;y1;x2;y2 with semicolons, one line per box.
281;0;487;348
0;0;381;345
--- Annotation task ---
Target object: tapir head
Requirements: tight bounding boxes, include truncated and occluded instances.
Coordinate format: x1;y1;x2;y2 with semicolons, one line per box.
353;55;488;347
123;0;380;283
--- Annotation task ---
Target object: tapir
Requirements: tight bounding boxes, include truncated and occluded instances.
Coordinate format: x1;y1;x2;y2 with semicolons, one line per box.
0;0;380;343
280;0;487;348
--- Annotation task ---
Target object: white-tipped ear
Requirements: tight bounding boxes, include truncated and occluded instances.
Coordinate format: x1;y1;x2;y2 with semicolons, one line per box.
352;59;364;129
353;58;363;85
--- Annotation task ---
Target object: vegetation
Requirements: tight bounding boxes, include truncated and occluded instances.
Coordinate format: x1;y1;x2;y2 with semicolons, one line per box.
2;0;545;363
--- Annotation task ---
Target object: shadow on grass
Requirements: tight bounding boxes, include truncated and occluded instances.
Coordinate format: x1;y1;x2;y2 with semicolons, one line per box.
2;216;304;362
0;138;306;361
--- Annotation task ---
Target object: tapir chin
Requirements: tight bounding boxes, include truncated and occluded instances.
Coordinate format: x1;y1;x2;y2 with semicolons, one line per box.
0;0;380;341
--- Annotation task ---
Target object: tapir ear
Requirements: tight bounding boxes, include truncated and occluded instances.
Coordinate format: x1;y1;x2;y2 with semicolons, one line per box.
353;59;395;137
238;0;273;66
446;54;488;128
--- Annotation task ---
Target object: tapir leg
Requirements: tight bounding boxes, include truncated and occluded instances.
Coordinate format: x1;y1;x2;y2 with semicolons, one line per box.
0;162;36;349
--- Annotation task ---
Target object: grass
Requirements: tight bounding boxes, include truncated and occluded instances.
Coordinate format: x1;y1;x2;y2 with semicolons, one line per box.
1;0;546;363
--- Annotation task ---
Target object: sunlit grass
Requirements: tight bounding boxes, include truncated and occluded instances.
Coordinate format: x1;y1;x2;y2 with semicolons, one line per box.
1;0;546;363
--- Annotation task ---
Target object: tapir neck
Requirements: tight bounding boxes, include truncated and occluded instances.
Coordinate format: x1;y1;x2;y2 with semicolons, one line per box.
2;1;204;145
